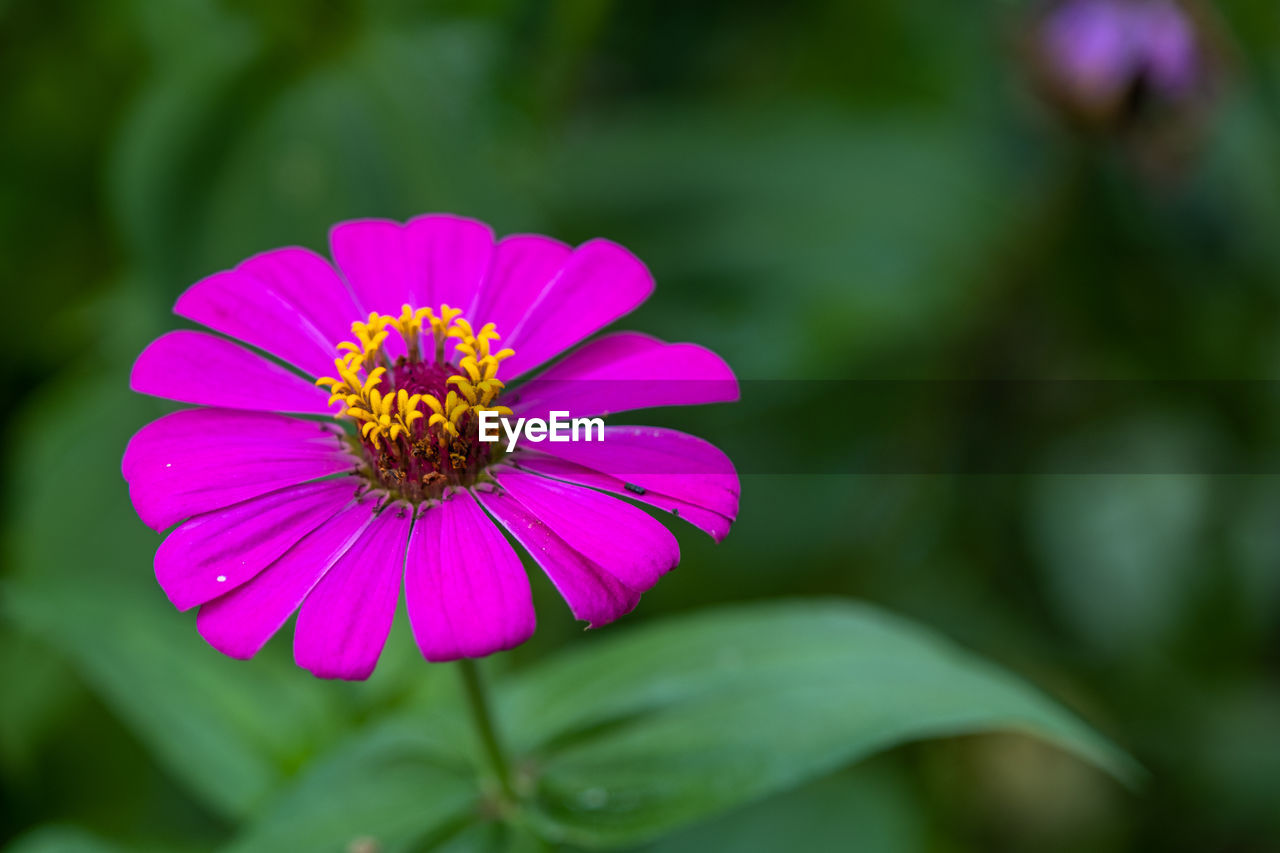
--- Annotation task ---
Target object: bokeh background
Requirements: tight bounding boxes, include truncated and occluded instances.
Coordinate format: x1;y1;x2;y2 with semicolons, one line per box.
3;0;1280;851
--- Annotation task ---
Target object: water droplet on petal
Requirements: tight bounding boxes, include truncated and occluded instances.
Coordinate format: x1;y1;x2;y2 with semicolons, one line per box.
216;575;227;582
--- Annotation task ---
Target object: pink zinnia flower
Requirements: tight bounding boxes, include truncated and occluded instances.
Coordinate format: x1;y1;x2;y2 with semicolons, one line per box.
124;215;739;679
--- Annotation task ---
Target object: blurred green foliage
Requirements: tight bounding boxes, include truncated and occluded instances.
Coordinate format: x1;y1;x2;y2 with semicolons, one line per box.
3;0;1280;851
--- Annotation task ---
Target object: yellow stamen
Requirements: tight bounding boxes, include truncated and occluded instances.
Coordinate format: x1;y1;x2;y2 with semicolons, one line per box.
319;304;522;470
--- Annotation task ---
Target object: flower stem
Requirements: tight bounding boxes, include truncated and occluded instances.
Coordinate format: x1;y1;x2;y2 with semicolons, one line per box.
457;657;515;800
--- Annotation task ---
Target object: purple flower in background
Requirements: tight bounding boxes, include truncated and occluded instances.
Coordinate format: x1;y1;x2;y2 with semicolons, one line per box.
124;215;739;679
1033;0;1212;125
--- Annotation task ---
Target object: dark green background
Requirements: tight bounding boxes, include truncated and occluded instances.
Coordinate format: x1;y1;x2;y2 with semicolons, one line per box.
3;1;1280;851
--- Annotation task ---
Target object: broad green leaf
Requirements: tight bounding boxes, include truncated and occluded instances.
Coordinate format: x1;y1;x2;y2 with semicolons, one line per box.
423;823;519;853
2;342;342;818
642;763;923;853
500;600;1136;847
225;719;479;853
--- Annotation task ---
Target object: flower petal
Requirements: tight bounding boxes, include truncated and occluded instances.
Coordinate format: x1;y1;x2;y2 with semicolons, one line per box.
293;504;414;680
478;469;679;627
476;488;641;628
197;500;375;660
155;479;359;611
507;333;739;420
123;408;355;531
174;247;361;378
514;453;734;542
122;408;344;480
521;426;738;519
409;214;496;314
501;239;654;379
469;234;573;346
329;214;495;317
524;330;661;376
328;219;414;314
130;331;332;414
405;491;535;662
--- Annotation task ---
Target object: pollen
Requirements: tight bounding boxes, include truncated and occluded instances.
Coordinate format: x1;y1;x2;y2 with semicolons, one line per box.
314;305;516;501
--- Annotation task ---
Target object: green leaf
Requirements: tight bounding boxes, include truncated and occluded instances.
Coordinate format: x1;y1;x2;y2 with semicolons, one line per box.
641;763;923;853
225;719;479;853
501;600;1136;848
422;822;516;853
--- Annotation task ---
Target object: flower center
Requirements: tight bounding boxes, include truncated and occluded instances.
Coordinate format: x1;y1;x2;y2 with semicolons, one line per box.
315;304;515;502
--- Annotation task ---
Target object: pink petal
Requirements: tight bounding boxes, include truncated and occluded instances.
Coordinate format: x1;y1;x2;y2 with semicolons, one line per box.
155;479;359;611
469;234;573;345
122;408;342;479
523;426;738;519
481;466;680;625
501;240;654;379
405;491;535;662
409;214;496;314
174;247;361;378
493;469;679;590
328;219;415;314
130;331;332;414
525;330;661;376
197;500;375;659
123;408;355;531
476;488;642;628
329;214;495;317
507;333;739;420
514;453;733;542
293;504;414;680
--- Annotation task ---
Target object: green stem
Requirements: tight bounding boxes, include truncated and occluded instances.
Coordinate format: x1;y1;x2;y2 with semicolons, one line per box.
457;657;515;800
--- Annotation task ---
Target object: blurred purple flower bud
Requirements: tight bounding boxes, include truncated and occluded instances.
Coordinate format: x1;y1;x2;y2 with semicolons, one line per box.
1040;0;1135;110
1032;0;1213;126
1142;1;1199;98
